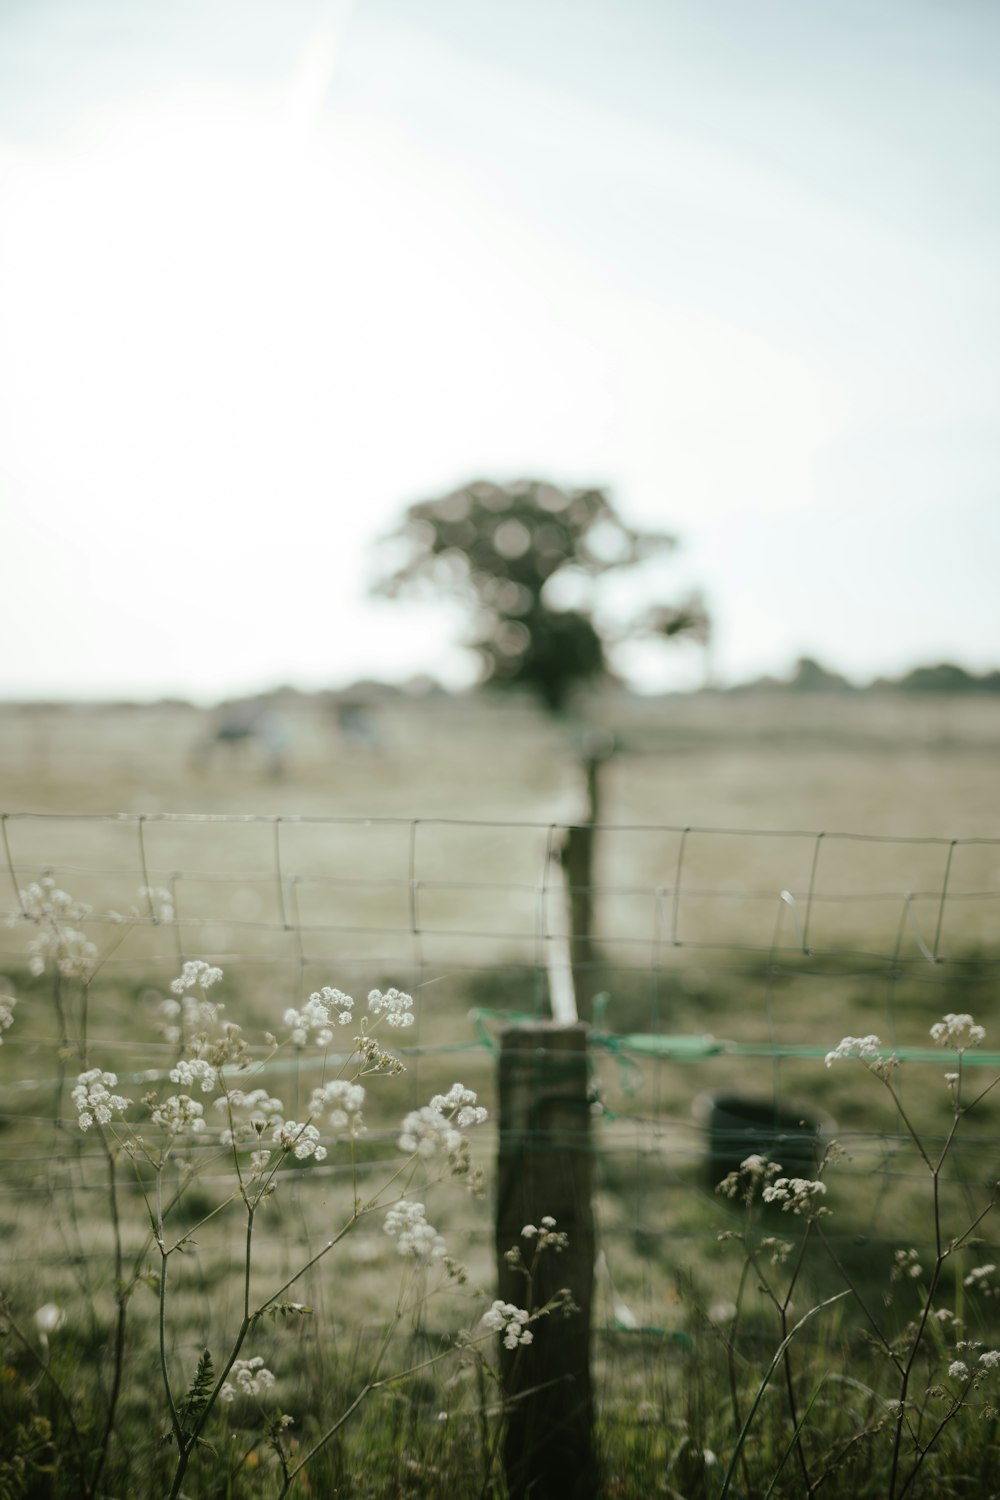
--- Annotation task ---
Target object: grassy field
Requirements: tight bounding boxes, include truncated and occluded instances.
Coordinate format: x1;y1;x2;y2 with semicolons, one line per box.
2;689;1000;1495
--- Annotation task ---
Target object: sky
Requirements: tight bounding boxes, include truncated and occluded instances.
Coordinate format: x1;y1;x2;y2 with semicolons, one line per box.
1;0;998;702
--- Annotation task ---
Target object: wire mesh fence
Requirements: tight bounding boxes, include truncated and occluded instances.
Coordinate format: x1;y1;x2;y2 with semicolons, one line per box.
3;808;999;1303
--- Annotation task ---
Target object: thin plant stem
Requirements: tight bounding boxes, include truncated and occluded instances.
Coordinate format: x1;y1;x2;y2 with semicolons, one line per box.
718;1290;849;1500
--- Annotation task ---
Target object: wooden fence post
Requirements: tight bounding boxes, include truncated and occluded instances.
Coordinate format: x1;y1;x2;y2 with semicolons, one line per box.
495;1022;596;1500
561;733;614;1021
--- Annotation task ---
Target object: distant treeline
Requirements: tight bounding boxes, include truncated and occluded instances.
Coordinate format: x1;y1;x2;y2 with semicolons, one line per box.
735;657;1000;696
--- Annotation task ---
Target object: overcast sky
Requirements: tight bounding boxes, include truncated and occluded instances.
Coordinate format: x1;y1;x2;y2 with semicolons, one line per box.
2;0;998;701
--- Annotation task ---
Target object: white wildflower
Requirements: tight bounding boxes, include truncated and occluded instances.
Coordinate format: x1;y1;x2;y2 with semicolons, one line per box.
949;1360;969;1381
383;1200;447;1262
481;1300;534;1350
150;1094;205;1137
219;1356;276;1402
71;1069;131;1131
272;1120;326;1161
931;1014;986;1050
17;877;90;925
160;961;224;1043
216;1089;285;1146
169;1058;218;1093
139;885;175;923
171;960;223;995
717;1153;782;1203
0;994;15;1041
368;986;415;1028
308;1079;366;1136
284;988;352;1046
520;1216;567;1252
892;1248;924;1282
825;1035;883;1068
34;1303;65;1336
761;1177;828;1216
431;1082;489;1128
979;1350;1000;1370
398;1083;487;1166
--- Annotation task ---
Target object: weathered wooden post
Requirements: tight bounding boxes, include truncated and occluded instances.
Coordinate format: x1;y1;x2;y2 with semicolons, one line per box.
560;731;614;1022
496;1022;596;1500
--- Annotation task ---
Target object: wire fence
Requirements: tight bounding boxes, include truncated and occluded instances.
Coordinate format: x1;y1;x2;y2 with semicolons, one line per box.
2;809;1000;1334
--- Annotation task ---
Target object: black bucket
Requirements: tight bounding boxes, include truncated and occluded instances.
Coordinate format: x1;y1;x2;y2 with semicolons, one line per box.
692;1090;836;1195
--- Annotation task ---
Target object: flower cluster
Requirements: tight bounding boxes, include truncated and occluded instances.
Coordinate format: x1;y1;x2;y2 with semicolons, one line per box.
72;1069;131;1131
0;993;15;1042
432;1083;489;1130
930;1014;986;1050
825;1035;884;1068
717;1153;782;1206
383;1200;447;1262
169;1058;218;1093
481;1300;534;1350
367;987;415;1028
398;1083;488;1173
760;1176;828;1217
220;1357;276;1402
216;1088;286;1146
284;988;354;1047
521;1216;569;1253
149;1094;206;1137
964;1264;997;1298
309;1079;365;1136
139;885;175;923
160;961;224;1044
171;960;223;994
15;877;97;978
272;1120;326;1161
892;1247;924;1283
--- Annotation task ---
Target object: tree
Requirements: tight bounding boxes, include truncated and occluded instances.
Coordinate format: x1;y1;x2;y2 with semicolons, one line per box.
372;478;708;712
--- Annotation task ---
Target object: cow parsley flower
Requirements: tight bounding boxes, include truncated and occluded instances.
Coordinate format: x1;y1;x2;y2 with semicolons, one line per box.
949;1360;970;1381
169;1058;218;1093
717;1154;782;1204
220;1357;276;1402
161;961;225;1043
825;1035;883;1068
481;1300;534;1350
761;1177;828;1217
521;1215;568;1252
284;988;353;1046
930;1014;986;1050
398;1083;488;1171
309;1079;365;1135
892;1248;924;1282
139;885;175;923
216;1089;285;1145
980;1350;1000;1370
383;1200;447;1262
964;1264;997;1296
367;987;415;1028
431;1083;489;1129
272;1120;326;1161
0;994;15;1041
72;1069;131;1131
150;1094;206;1137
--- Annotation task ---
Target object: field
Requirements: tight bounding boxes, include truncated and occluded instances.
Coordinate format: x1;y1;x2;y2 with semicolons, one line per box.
2;688;1000;1496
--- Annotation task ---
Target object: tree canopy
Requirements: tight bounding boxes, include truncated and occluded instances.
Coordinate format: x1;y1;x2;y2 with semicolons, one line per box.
372;478;708;712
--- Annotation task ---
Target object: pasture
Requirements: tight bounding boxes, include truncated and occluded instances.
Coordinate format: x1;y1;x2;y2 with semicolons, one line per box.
2;688;1000;1496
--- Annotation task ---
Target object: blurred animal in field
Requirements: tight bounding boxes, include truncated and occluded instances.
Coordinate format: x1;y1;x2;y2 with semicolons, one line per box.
191;703;289;779
333;698;382;752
